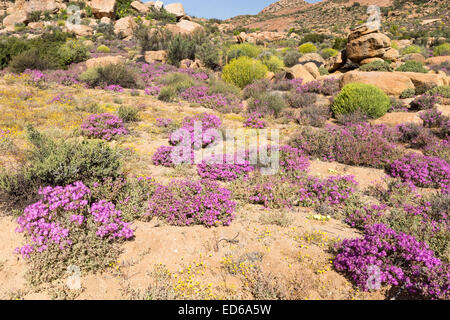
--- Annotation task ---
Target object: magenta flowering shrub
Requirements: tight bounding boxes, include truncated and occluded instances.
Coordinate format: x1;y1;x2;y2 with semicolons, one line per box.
145;86;161;96
420;108;448;128
291;124;400;168
333;224;448;299
197;152;255;181
48;93;74;104
345;204;389;229
243;112;266;128
146;179;236;226
240;173;357;209
169;113;222;149
305;175;358;206
278;145;310;174
155;118;173;128
104;84;124;92
81;113;128;141
23;69;46;86
15;182;133;259
43;69;81;86
181;86;243;113
387;153;450;191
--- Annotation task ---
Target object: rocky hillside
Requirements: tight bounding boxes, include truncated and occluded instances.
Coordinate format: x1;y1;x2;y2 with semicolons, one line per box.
225;0;449;35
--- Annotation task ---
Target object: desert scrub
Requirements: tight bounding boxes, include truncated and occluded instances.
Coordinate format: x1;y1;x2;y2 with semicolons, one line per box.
259;54;284;73
400;88;415;99
359;60;393;72
58;39;90;65
227;43;261;61
81;113;128;141
298;43;317;54
332;83;390;119
118;105;140;122
426;85;450;99
96;45;110;53
401;45;423;55
282;50;302;67
0;126;122;207
222;56;268;89
80;63;138;88
320;48;338;59
15;181;133;286
433;43;450;56
396;60;428;73
247;92;287;117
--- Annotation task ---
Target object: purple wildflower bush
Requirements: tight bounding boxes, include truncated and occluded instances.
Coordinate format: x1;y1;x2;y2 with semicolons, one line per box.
104;84;124;92
144;86;161;96
333;224;449;300
180;86;243;113
146;179;236;227
197;152;255;181
243;112;266;129
169;113;222;149
81;113;128;141
387;153;450;192
291;123;401;168
14;182;134;283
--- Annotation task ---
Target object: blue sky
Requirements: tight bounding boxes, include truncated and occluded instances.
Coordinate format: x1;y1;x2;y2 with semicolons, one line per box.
144;1;323;20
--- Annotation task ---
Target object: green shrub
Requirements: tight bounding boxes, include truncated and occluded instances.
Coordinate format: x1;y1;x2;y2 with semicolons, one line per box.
8;49;51;73
157;72;197;93
298;43;317;54
118;105;140;122
207;78;242;98
427;85;450;98
396;60;428;73
0;37;30;69
227;43;261;61
96;45;110;53
260;55;284;72
115;0;137;19
283;50;302;67
196;41;221;70
319;67;329;75
359;60;393;72
80;63;138;88
402;45;423;55
58;39;90;65
0;126;122;207
321;48;338;59
167;35;196;67
136;25;172;52
433;43;450;56
158;86;177;102
146;7;177;24
332;83;390;119
222;56;268;89
400;88;416;99
332;38;347;50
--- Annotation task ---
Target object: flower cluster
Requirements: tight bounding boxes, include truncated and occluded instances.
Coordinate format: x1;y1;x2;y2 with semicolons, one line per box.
104;84;124;92
181;86;242;113
197;152;255;181
146;179;236;226
23;69;45;85
81;113;128;141
420;108;448;128
169;113;222;149
145;86;161;96
387;153;450;191
155;118;173;128
243;112;266;128
292;123;400;168
48;93;74;105
333;224;448;299
15;182;133;259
